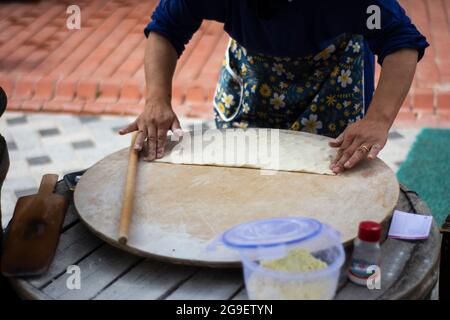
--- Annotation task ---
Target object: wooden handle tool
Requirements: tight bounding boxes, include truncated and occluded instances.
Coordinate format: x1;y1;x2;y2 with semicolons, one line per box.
118;132;139;245
1;174;68;276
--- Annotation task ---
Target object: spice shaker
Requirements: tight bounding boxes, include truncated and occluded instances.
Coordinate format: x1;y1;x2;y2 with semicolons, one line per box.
348;221;382;286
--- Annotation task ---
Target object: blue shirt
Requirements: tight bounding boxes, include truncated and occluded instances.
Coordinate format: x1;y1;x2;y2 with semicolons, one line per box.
145;0;429;109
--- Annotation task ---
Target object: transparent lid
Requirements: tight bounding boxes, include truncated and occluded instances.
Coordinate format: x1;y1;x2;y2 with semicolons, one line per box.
222;217;322;249
220;217;341;260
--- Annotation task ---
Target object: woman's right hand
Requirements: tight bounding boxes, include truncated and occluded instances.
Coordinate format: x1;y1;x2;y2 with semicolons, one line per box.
119;97;181;161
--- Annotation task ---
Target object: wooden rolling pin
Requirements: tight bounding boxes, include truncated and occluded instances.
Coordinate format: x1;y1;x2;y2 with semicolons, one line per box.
118;132;139;245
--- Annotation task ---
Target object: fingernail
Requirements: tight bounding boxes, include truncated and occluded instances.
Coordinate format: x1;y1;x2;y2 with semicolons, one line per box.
344;162;350;168
134;144;141;150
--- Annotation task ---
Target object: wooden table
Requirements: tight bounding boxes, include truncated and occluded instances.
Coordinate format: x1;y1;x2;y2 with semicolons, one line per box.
9;182;440;300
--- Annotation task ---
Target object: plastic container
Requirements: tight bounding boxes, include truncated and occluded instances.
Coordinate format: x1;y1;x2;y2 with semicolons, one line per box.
218;217;345;300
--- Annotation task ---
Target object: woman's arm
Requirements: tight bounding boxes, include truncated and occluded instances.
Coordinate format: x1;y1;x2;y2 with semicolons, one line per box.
119;0;205;160
366;48;418;128
329;48;418;173
119;32;180;161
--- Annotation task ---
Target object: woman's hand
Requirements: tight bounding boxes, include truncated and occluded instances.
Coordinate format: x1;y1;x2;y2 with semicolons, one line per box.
119;32;180;161
328;118;390;173
119;98;181;161
328;48;419;174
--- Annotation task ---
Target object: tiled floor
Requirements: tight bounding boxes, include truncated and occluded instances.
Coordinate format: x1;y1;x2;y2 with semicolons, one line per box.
1;111;419;229
0;0;449;125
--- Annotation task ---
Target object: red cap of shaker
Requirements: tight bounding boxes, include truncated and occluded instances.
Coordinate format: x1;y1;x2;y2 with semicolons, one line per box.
358;221;382;242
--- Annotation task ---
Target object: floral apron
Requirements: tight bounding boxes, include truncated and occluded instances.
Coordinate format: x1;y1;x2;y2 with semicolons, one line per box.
213;33;365;138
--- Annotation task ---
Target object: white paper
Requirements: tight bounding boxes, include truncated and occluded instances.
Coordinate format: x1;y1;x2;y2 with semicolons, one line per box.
388;210;433;240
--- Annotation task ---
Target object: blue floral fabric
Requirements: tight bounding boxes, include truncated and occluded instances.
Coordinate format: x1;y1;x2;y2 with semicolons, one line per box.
214;33;365;138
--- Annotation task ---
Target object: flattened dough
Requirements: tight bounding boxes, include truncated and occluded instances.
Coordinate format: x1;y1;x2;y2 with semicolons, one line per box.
154;129;337;175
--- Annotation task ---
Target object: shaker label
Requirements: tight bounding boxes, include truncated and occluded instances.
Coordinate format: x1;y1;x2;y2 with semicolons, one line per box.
349;258;377;279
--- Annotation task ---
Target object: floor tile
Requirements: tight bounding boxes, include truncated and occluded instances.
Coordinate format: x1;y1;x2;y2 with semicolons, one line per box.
6;140;17;151
10;128;42;151
79;115;101;124
72;140;95;149
44;143;78;164
6;115;27;125
38;128;61;137
26;155;52;166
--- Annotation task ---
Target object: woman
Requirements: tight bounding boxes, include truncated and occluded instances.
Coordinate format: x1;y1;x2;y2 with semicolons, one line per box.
119;0;428;173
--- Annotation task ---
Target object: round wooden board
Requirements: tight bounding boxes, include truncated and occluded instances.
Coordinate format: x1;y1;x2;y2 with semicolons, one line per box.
74;141;399;268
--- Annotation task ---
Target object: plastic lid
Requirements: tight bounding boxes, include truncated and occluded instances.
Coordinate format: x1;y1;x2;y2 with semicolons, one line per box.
222;217;323;250
358;221;381;242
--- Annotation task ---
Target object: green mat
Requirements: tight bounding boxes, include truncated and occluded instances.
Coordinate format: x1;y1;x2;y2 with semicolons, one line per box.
397;128;450;226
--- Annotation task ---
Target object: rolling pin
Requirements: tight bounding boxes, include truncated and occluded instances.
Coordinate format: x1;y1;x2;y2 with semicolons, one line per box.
118;132;139;245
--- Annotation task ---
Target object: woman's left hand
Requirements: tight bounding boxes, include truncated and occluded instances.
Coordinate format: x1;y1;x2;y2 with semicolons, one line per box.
328;118;390;174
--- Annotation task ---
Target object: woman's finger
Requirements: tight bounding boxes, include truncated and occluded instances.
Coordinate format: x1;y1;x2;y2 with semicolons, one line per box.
118;121;138;135
145;125;158;161
140;139;150;160
368;143;382;160
331;133;355;166
156;128;168;159
134;130;146;151
329;132;344;147
344;144;369;169
339;131;355;150
332;140;360;173
330;148;344;169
